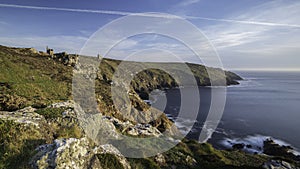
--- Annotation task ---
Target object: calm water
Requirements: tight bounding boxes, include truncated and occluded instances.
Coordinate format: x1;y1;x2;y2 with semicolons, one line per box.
151;71;300;152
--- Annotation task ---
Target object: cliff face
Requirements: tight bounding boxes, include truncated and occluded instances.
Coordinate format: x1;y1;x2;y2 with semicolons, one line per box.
0;45;242;132
97;58;242;99
4;45;298;168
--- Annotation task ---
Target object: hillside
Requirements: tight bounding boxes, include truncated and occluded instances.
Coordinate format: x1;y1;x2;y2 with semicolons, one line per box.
1;45;298;169
0;45;241;110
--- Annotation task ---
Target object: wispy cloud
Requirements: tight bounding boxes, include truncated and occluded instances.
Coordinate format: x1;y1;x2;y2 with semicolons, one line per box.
187;15;300;28
176;0;201;7
1;1;300;69
1;3;300;28
201;0;300;69
0;21;8;25
201;0;300;49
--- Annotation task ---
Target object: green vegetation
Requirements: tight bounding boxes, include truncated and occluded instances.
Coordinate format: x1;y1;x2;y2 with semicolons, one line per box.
3;45;291;169
183;139;268;168
123;139;270;169
0;119;45;169
53;123;83;139
128;158;160;169
0;45;241;131
97;154;125;169
0;94;27;111
35;107;65;119
0;46;71;111
35;107;83;139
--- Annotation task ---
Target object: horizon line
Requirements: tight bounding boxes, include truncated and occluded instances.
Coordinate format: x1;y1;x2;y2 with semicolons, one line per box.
229;68;300;72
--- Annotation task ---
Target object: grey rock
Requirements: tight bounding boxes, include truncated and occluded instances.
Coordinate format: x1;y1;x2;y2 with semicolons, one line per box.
0;106;45;127
262;160;299;169
155;153;166;165
31;137;131;169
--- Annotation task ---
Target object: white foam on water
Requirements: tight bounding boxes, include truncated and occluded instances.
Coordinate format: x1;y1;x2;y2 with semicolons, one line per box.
220;135;300;155
228;78;261;88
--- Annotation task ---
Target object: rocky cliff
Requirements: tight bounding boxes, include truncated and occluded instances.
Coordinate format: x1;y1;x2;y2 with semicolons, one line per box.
1;45;299;169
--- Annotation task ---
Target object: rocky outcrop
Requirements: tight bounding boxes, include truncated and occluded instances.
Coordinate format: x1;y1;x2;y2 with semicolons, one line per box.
6;44;293;169
0;106;45;127
31;137;131;169
45;100;164;138
51;52;79;67
103;115;162;137
262;160;299;169
264;139;300;161
2;100;300;169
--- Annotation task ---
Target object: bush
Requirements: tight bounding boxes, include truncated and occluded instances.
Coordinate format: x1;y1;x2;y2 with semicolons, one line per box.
97;154;124;169
128;158;160;169
0;94;27;111
35;107;65;119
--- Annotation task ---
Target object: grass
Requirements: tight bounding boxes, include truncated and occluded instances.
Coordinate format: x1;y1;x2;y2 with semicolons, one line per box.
0;46;71;111
1;45;278;169
123;139;269;169
106;137;270;168
35;107;83;139
52;123;83;139
128;158;160;169
0;115;82;168
97;154;125;169
35;107;65;119
0;119;46;169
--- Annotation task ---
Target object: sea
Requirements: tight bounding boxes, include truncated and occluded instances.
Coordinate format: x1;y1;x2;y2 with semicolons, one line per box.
149;71;300;154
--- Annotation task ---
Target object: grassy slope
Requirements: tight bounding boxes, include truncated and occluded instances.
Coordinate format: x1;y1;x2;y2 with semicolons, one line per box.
99;58;242;98
0;45;72;110
0;45;242;111
0;45;279;169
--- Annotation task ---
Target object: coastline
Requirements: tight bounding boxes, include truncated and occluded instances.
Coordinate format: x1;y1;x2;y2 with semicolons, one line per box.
1;44;300;168
146;76;300;159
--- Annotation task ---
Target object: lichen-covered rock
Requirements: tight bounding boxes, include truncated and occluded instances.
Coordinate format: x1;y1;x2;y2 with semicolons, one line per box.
32;137;92;169
103;116;162;137
126;123;162;137
31;137;131;169
155;153;166;166
96;144;131;169
48;100;75;109
0;106;45;127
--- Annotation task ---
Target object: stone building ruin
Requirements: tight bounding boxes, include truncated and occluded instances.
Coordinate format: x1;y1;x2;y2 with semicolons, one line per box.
45;46;78;67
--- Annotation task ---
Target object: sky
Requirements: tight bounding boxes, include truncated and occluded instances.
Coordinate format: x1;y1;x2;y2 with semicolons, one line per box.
0;0;300;70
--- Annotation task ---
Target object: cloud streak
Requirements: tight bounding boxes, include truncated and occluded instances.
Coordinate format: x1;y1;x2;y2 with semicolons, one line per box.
1;3;300;28
0;21;8;25
187;15;300;28
177;0;201;7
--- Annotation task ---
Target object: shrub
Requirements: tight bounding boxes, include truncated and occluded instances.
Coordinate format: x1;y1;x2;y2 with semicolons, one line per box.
35;107;65;119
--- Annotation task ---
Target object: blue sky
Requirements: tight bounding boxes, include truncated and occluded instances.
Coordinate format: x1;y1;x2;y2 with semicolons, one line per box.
0;0;300;70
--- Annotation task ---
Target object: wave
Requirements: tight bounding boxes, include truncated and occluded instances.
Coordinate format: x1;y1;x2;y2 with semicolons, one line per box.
228;78;261;88
173;117;198;135
220;135;300;155
167;117;228;141
144;89;166;105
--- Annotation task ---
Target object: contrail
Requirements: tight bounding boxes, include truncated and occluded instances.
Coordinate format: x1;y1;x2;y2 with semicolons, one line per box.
186;16;300;28
0;3;179;19
1;3;300;28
